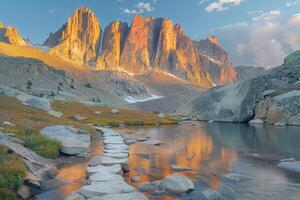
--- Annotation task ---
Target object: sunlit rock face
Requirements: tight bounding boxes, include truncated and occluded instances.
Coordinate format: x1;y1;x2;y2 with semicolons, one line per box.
194;36;238;86
43;7;102;65
96;21;129;70
0;24;27;46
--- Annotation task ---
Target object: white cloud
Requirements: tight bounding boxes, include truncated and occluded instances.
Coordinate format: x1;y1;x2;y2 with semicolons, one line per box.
286;0;299;7
252;10;281;22
213;13;300;68
205;0;242;13
123;1;155;14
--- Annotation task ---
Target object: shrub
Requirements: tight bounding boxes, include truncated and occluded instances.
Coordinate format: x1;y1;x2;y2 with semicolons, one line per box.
25;135;62;158
0;145;26;200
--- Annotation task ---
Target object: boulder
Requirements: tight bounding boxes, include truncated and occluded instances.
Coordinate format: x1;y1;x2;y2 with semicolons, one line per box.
111;108;119;114
94;111;101;115
158;113;165;118
41;125;90;156
0;132;56;186
280;158;296;162
77;181;136;198
24;97;52;112
159;174;194;194
87;164;122;175
105;144;129;150
2;121;16;127
73;114;87;121
103;153;128;159
277;161;300;174
88;156;103;167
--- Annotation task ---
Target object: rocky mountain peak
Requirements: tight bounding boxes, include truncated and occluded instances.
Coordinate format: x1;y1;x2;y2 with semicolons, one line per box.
43;7;102;65
0;24;27;46
207;36;220;47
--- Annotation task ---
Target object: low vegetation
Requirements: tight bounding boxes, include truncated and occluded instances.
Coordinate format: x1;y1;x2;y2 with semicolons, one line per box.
24;135;62;158
0;145;26;200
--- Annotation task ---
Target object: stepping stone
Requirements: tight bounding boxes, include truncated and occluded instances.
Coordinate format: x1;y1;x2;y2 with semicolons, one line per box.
88;156;103;167
88;172;124;183
142;140;164;146
104;149;129;154
105;144;129;150
77;181;136;198
87;164;122;175
103;138;124;145
88;192;149;200
100;156;128;166
170;165;192;171
104;153;129;159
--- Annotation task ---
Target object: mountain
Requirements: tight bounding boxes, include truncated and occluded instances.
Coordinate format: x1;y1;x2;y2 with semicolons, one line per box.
0;23;27;46
235;65;265;80
43;8;237;87
182;50;300;125
194;36;238;85
43;7;102;65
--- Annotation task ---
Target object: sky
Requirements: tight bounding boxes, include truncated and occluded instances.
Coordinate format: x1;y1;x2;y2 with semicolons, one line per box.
0;0;300;68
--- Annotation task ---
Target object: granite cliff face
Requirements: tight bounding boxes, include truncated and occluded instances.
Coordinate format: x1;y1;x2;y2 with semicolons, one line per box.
194;36;238;85
43;7;102;65
0;23;27;46
44;9;237;87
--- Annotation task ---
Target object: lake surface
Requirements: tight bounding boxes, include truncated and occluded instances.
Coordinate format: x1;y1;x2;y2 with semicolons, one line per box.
37;122;300;200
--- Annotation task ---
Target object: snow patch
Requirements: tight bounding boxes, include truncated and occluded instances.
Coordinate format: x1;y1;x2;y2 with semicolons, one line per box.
124;94;163;104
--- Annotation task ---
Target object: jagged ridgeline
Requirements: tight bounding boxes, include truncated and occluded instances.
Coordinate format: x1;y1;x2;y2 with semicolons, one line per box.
41;7;237;87
0;7;238;88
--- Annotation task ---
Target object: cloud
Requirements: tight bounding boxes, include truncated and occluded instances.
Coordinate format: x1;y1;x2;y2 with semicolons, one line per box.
123;1;155;14
252;10;281;22
286;0;299;7
213;13;300;68
205;0;242;13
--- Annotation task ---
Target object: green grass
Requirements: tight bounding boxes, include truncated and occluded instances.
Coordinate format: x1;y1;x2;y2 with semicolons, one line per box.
24;135;62;158
0;145;26;200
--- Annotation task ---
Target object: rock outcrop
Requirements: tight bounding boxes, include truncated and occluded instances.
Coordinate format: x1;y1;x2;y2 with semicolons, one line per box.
43;7;101;65
235;65;266;80
0;23;27;46
185;50;300;124
97;21;129;70
194;36;238;85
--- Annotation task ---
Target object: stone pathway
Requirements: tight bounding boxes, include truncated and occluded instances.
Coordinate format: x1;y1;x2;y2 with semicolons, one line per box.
66;127;148;200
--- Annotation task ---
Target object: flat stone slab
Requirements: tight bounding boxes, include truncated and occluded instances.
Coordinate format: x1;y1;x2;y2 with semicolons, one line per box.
277;161;300;174
88;156;103;167
41;125;90;155
88;172;124;182
87;164;122;175
103;138;125;145
104;149;129;154
142;140;164;146
223;173;250;182
104;153;129;159
100;156;128;166
170;165;192;171
77;181;136;198
105;144;129;150
88;192;149;200
202;189;227;200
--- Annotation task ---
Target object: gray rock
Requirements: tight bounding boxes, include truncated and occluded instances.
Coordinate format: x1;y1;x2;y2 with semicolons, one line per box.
137;137;148;142
125;138;137;145
88;192;149;200
104;149;129;154
65;192;85;200
131;176;141;182
2;121;16;127
104;153;129;159
159;173;194;194
94;111;101;115
111;108;119;114
170;165;192;171
223;173;250;183
105;144;129;150
0;132;56;186
24;97;52;112
41;125;90;156
277;161;300;174
88;156;103;167
73;114;87;121
138;182;160;193
77;181;136;198
142;139;164;146
158;113;165;118
48;110;63;118
202;189;227;200
280;158;296;162
87;164;122;175
88;172;124;183
249;119;264;124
